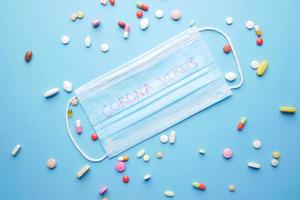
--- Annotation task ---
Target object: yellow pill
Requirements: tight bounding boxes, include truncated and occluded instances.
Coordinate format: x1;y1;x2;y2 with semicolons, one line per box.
273;151;280;159
256;60;269;76
280;106;296;114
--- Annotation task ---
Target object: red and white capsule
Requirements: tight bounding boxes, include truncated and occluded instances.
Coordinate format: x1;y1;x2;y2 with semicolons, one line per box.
123;24;130;39
76;120;82;134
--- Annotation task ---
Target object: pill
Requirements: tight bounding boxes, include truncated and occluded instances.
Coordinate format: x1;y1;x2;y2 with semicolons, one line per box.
115;161;126;172
164;191;175;197
246;20;255;29
224;72;237;82
160;134;169;143
102;198;108;200
24;50;33;62
273;151;280;159
189;19;195;27
155;9;164;19
123;25;130;39
70;13;78;21
251;60;259;69
156;151;164;159
136;1;148;11
226;16;233;25
137;149;146;158
223;148;233;159
63;80;72;92
192;182;206;190
118;155;129;162
91;19;101;28
140;18;149;30
91;133;99;141
252;140;262;149
248;162;261;169
109;0;115;6
76;164;90;178
61;35;70;45
256;60;269;76
67;109;73;118
122;175;129;183
100;0;107;6
44;88;59;98
100;43;109;52
76;120;82;134
255;25;262;37
271;159;279;167
223;44;232;53
144;174;151;181
228;184;236;192
136;11;143;18
70;97;78;106
237;116;247;131
169;130;176;144
84;36;92;48
256;38;263;46
47;158;57;169
280;106;296;114
143;154;150;162
99;186;108;195
11;144;21;157
198;148;206;155
118;21;126;28
171;9;181;21
76;11;84;19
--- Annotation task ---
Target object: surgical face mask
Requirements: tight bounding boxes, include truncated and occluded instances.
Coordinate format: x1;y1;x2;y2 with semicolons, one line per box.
65;27;243;162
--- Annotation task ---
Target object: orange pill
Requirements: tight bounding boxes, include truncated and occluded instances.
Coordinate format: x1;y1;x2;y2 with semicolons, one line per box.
223;44;232;53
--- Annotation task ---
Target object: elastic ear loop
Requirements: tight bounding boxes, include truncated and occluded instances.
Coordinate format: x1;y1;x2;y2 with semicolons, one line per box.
198;27;243;89
65;96;107;162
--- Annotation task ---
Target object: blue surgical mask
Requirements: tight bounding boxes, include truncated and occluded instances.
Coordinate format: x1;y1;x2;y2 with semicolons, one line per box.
65;27;243;162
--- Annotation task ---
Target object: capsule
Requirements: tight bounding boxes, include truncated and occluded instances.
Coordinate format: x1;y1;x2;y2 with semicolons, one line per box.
76;165;90;178
11;144;22;157
256;60;269;76
255;25;262;37
248;162;261;169
136;1;149;11
192;182;206;190
24;50;32;62
237;116;247;131
118;155;129;161
123;24;130;39
76;120;82;134
118;21;126;29
280;106;296;114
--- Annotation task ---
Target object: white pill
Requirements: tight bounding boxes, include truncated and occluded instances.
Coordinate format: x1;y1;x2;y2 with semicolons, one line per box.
156;152;164;159
246;20;255;30
251;60;259;69
252;139;262;149
47;158;57;169
140;18;150;30
84;36;92;48
248;162;261;169
198;148;206;155
155;9;164;19
63;81;72;92
61;35;70;45
100;43;109;52
189;19;195;27
70;13;77;21
44;88;59;98
228;184;236;192
224;72;237;82
11;144;21;157
160;134;169;143
226;16;233;25
144;174;151;181
143;154;150;162
169;130;176;144
164;191;175;197
137;149;146;158
271;159;279;167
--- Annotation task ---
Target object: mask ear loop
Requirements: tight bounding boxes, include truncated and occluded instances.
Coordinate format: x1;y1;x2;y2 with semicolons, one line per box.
198;27;243;89
65;96;108;162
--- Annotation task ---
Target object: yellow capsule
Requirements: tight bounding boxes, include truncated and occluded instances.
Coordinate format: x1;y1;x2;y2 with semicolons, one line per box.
67;109;73;118
255;25;262;37
273;151;280;159
118;155;129;162
280;106;296;114
256;60;269;76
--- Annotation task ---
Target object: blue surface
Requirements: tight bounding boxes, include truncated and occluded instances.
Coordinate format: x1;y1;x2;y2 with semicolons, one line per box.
1;0;300;199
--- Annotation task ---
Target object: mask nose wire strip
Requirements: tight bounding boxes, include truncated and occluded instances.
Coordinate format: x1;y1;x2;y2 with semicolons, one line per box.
65;96;108;162
198;27;244;89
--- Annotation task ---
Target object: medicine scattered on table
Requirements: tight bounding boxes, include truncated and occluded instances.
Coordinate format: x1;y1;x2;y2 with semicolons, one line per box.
171;9;181;21
11;144;21;157
256;60;269;77
67;109;73;118
156;151;164;159
91;19;101;28
122;175;130;183
246;20;255;30
271;159;279;167
280;106;296;114
76;164;90;178
140;18;149;30
223;148;233;159
237;116;247;131
44;88;59;98
84;36;92;48
192;182;206;190
115;161;126;172
91;133;99;141
47;158;57;169
155;9;164;19
24;50;33;62
164;190;175;197
76;120;82;134
63;80;72;92
61;35;70;45
70;97;78;106
123;25;130;39
169;130;176;144
100;43;109;52
137;149;146;158
248;162;261;169
136;1;149;11
99;186;108;195
160;134;169;143
273;151;280;159
228;184;236;192
198;148;205;155
144;174;151;181
226;16;233;25
118;155;129;162
251;60;259;69
225;72;237;82
143;154;150;162
252;139;262;149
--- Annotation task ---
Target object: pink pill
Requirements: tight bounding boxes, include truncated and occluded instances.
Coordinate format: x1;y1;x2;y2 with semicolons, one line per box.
115;161;126;172
171;9;182;21
223;148;233;159
99;186;108;195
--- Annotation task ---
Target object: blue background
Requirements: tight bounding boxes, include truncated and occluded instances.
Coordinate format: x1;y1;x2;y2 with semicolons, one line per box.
1;0;300;199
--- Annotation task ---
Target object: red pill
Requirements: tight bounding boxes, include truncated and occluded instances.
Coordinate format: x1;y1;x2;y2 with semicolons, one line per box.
237;123;244;131
223;44;232;54
118;21;126;28
256;38;263;46
109;0;115;6
136;11;143;18
136;1;148;11
91;133;99;141
24;50;32;62
122;175;129;183
198;183;206;190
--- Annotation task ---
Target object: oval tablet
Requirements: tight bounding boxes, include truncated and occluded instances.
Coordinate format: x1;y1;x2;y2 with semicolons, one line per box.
143;154;150;162
44;88;59;98
63;80;72;92
248;162;261;169
169;130;176;144
164;190;175;197
224;72;237;82
140;18;149;30
256;60;269;76
137;149;146;158
84;36;92;48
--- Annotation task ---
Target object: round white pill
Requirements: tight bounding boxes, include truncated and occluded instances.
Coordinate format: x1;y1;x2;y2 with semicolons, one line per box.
63;80;72;92
164;191;175;197
160;134;169;143
224;72;237;82
155;9;164;19
143;154;150;162
246;20;255;30
140;18;150;30
100;43;109;52
226;16;233;25
47;158;57;169
251;60;259;69
156;151;164;159
84;36;92;48
228;184;236;192
271;159;279;167
252;139;262;149
61;35;70;45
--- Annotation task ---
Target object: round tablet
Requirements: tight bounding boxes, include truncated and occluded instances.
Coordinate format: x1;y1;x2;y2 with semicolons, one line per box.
140;18;149;30
143;154;150;162
252;139;262;149
100;43;109;52
160;134;169;143
251;60;259;69
226;17;233;25
271;159;279;167
47;158;57;169
171;9;182;21
70;97;78;106
223;148;233;159
115;161;126;172
156;151;164;159
224;72;237;82
155;9;164;19
273;151;280;159
228;184;236;192
61;35;70;45
246;20;255;30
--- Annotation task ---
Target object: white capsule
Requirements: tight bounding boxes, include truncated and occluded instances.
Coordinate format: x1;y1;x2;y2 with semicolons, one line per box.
246;20;255;30
160;134;169;143
137;149;146;158
140;18;150;30
251;60;259;69
248;162;261;169
271;159;279;167
252;139;262;149
44;88;59;98
63;80;72;92
84;36;92;48
164;191;175;197
11;144;22;157
226;16;233;25
155;9;164;19
61;35;70;45
100;43;109;52
169;130;176;144
224;72;237;82
144;174;151;181
143;154;150;162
